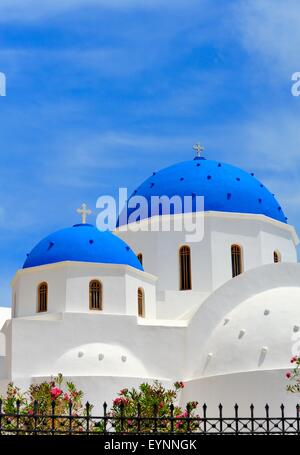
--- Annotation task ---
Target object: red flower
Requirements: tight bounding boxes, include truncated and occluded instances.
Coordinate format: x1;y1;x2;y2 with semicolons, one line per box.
113;397;129;407
50;387;63;400
286;372;292;379
28;409;34;415
174;381;185;389
119;388;128;395
63;393;70;402
291;356;298;363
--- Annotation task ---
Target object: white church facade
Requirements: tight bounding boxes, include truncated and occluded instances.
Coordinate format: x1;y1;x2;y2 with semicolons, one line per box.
0;151;299;413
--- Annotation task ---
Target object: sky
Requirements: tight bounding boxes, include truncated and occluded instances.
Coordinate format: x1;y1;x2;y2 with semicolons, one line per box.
0;0;300;306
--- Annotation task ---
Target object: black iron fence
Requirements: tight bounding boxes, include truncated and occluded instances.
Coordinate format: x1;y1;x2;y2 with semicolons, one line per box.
0;400;300;435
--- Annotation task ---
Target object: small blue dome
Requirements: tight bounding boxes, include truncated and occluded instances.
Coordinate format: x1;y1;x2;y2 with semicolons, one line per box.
23;224;143;270
119;158;286;225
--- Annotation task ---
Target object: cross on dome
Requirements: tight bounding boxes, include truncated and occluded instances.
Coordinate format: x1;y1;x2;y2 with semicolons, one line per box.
193;143;204;158
77;203;92;224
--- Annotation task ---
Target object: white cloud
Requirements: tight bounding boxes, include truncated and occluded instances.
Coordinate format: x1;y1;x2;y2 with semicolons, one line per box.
233;0;300;76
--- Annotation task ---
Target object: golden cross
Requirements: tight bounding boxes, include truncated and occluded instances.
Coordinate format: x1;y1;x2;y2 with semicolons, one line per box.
193;143;204;158
77;203;92;224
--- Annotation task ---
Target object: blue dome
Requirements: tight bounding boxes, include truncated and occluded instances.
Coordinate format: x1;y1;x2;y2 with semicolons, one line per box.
119;158;286;225
23;224;143;270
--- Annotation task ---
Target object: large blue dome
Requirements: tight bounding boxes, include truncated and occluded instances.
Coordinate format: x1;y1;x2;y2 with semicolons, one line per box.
119;158;286;225
23;224;143;270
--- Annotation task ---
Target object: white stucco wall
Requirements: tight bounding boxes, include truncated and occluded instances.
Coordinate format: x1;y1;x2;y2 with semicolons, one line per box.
116;211;298;319
12;262;157;319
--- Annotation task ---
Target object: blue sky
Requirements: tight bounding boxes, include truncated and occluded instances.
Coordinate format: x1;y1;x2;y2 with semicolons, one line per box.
0;0;300;306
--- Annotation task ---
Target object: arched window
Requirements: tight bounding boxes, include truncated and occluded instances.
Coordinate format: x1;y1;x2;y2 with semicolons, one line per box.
274;250;281;263
89;280;102;310
138;287;145;317
38;282;48;313
137;253;143;266
231;245;243;278
179;245;192;290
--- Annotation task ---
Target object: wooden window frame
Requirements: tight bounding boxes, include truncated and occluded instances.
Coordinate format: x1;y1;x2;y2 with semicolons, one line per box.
137;253;143;266
138;287;145;317
89;280;102;311
37;282;48;313
274;250;281;263
179;245;192;291
231;244;243;278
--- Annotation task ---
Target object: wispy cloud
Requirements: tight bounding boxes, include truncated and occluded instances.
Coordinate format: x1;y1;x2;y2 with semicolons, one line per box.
233;0;300;77
0;0;203;22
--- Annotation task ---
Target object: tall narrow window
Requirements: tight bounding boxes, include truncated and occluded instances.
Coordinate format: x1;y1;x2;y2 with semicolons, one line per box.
231;245;243;278
274;250;281;263
89;280;102;310
179;245;192;290
138;287;145;317
38;282;48;313
137;253;143;266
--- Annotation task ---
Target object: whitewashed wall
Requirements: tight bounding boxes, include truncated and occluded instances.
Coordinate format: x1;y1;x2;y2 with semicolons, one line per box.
12;262;157;318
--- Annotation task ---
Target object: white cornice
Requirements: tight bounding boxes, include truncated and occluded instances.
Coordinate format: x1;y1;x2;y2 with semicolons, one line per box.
115;211;299;245
11;261;158;287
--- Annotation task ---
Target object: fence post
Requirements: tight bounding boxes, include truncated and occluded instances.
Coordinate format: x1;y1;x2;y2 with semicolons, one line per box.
170;403;174;433
250;404;254;435
297;404;300;435
33;400;38;434
68;400;73;435
203;403;207;434
234;403;239;435
218;404;223;434
86;402;90;434
265;404;270;435
16;399;20;435
137;402;141;434
186;403;191;433
103;402;108;434
280;404;285;435
51;400;55;435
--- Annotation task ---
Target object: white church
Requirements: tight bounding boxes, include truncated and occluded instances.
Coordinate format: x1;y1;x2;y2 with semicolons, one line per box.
0;149;299;414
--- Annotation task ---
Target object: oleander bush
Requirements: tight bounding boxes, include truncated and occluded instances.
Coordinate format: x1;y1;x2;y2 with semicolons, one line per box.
0;375;199;434
94;380;199;433
286;355;300;394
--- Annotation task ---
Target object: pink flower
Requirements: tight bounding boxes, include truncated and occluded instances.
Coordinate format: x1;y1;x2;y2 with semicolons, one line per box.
28;409;34;415
189;401;198;409
174;381;185;389
63;393;70;402
286;372;292;379
127;419;133;426
119;388;128;395
113;397;129;407
50;387;63;400
291;356;298;363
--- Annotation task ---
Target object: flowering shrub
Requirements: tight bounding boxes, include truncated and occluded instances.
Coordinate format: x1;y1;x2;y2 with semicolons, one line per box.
0;373;88;434
94;380;199;433
286;356;300;393
0;376;199;434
